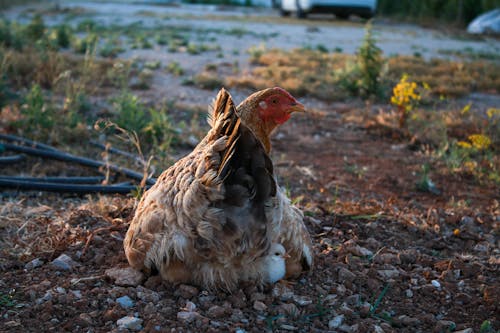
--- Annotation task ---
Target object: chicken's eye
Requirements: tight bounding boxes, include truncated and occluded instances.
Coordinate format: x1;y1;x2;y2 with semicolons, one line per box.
271;99;278;104
275;252;280;256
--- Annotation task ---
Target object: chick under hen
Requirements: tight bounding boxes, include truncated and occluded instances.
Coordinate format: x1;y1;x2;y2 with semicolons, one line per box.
124;87;312;290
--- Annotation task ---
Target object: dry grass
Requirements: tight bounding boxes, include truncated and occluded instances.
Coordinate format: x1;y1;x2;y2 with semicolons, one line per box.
227;48;500;101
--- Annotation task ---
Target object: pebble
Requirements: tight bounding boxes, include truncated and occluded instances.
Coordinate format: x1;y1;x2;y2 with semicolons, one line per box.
117;316;143;331
373;325;385;333
377;269;400;279
328;314;344;329
116;295;134;309
338;267;356;282
253;301;267;311
207;305;226;318
431;280;441;289
177;311;199;322
184;301;196;312
278;303;299;318
36;291;53;305
235;329;246;333
405;289;413;298
25;258;44;270
71;290;82;299
51;254;78;271
176;284;199;299
455;329;473;333
280;324;298;331
105;267;144;287
293;295;312;306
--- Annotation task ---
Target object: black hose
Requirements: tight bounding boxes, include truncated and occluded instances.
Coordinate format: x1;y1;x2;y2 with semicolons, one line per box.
0;155;26;165
0;178;150;194
90;140;143;162
2;143;156;185
0;134;60;152
0;176;105;184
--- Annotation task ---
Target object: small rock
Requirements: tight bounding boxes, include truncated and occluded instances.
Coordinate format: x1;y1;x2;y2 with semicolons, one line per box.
405;289;413;298
56;287;66;294
250;292;266;302
117;316;143;331
207;305;226;318
376;253;401;265
350;245;373;257
235;329;246;333
177;311;199;322
105;267;144;287
253;301;267;311
377;269;400;279
280;324;298;331
345;294;360;306
184;301;196;312
328;314;345;329
272;284;294;301
455;329;473;333
51;254;78;271
373;325;385;333
36;290;53;305
176;284;199;299
278;303;299;318
435;320;456;332
431;280;441;289
338;268;356;282
78;313;93;326
116;295;134;309
70;290;82;299
25;258;44;270
293;295;312;306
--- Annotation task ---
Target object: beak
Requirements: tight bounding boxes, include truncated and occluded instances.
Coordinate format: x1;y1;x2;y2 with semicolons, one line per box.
281;252;291;259
289;100;306;113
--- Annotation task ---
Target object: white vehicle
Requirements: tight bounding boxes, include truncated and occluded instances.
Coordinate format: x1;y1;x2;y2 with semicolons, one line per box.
279;0;377;19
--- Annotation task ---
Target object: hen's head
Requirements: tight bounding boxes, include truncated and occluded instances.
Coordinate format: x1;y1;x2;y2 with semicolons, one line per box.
237;87;305;152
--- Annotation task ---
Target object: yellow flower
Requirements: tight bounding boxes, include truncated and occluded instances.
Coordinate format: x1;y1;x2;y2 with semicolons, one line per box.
453;229;460;236
461;103;472;115
391;74;421;112
468;134;491;150
487;108;500;118
457;141;472;149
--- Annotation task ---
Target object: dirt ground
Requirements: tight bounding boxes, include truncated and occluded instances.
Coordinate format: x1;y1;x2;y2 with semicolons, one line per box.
1;2;499;333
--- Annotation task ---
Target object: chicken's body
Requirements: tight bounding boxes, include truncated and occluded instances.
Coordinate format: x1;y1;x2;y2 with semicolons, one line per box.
124;88;312;291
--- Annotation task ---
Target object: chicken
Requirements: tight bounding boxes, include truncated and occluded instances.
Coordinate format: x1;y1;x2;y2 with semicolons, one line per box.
124;87;313;291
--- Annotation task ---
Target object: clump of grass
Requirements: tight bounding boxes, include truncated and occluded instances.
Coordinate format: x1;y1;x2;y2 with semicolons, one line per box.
193;72;224;90
166;61;184;76
73;33;98;54
111;91;149;134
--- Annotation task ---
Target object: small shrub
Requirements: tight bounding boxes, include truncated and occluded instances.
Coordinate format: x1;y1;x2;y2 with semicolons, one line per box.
19;83;55;135
24;14;45;41
356;21;384;98
166;61;184;76
111;91;149;134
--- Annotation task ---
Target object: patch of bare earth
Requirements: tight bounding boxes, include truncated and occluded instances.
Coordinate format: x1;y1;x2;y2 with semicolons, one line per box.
1;102;498;333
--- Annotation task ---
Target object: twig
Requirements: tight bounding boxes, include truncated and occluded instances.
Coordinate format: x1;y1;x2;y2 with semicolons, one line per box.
2;143;156;185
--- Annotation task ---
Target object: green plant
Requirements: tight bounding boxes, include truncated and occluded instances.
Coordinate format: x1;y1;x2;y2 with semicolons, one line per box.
356;21;384;98
416;163;440;194
24;14;45;41
73;33;98;54
111;91;149;134
479;320;493;333
166;61;184;76
19;83;55;136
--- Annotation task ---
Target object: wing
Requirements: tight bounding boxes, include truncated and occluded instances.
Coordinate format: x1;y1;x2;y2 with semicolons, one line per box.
124;88;276;288
272;187;313;278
